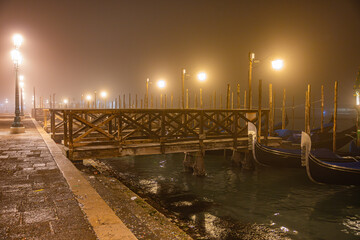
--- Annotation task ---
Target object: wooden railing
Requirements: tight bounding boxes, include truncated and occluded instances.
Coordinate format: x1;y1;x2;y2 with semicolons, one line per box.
49;109;269;153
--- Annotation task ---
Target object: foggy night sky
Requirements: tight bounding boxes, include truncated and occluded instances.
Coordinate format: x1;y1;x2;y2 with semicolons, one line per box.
0;0;359;109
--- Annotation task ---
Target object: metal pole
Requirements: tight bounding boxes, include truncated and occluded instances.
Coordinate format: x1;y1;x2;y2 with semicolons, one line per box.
12;64;22;127
20;87;24;116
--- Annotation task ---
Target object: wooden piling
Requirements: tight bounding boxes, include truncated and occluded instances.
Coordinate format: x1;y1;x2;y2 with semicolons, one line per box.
231;92;234;109
195;93;198;109
237;84;240;109
226;84;230;109
307;84;311;134
186;89;189;109
123;94;126;109
171;94;173;108
292;96;295;130
200;89;203;109
258;79;262;141
213;90;216;109
333;81;338;152
269;84;273;135
244;90;246;109
282;89;286;129
220;94;223;109
321;85;324;133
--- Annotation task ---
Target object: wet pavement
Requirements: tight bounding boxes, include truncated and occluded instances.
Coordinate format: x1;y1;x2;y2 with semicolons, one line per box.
0;115;97;239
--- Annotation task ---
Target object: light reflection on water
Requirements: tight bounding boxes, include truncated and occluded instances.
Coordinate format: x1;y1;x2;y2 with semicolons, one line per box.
102;153;360;239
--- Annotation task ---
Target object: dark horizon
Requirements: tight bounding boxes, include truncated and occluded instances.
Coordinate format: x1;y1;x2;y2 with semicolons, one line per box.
1;0;359;110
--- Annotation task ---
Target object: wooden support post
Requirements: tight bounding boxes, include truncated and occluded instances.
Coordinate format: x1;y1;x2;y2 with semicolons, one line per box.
186;89;189;109
171;94;173;108
50;95;52;109
237;84;240;109
63;111;68;147
305;91;308;134
282;88;286;130
151;95;153;108
210;94;213;109
194;93;198;109
200;89;203;109
68;112;73;159
269;84;273;135
135;94;138;109
272;91;275;133
226;84;230;109
243;90;247;109
164;94;167;109
220;94;223;109
307;84;311;134
333;81;338;152
160;94;163;108
129;94;132;109
321;85;324;133
213;90;216;109
33;87;36;119
123;94;126;109
141;99;143;109
258;79;262;141
51;110;55;139
231;92;234;109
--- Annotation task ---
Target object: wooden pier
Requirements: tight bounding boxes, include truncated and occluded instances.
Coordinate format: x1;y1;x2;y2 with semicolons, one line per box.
44;108;281;163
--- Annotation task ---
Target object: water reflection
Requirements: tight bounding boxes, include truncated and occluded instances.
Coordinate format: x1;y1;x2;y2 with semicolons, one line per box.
102;153;360;239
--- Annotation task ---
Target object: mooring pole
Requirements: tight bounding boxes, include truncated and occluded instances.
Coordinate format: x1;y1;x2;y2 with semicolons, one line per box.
237;84;240;109
333;81;338;152
292;95;295;130
282;89;286;129
269;84;273;135
258;79;262;141
226;84;230;109
321;85;324;133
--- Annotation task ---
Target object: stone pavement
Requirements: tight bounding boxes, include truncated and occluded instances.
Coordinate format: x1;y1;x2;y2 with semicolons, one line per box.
0;115;98;239
0;115;137;240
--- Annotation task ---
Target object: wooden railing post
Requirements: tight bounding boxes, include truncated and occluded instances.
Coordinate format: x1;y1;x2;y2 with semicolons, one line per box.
68;111;73;158
63;111;68;147
51;110;55;139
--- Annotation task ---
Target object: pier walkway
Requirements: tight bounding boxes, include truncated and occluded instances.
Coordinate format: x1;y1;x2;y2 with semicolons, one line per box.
0;115;191;240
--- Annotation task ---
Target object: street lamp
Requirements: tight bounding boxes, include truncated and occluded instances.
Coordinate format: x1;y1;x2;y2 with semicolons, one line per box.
157;80;166;89
86;94;92;108
247;52;284;109
100;91;107;108
63;99;68;108
19;76;24;116
10;34;25;133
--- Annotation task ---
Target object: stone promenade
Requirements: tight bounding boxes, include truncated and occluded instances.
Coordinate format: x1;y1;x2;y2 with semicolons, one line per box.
0;115;138;240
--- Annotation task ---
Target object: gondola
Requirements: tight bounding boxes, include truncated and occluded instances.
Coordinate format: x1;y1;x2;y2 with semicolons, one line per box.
301;132;360;185
248;122;302;168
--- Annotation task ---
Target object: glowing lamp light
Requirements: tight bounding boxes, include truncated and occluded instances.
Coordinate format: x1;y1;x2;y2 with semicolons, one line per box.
100;91;107;98
197;72;207;82
11;49;23;65
272;59;284;70
19;75;24;81
63;99;68;104
19;81;24;88
5;99;8;104
86;95;92;101
157;80;166;89
13;34;23;49
356;92;360;106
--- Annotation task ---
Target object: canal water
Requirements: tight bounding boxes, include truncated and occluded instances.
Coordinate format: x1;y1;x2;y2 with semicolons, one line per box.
101;153;360;240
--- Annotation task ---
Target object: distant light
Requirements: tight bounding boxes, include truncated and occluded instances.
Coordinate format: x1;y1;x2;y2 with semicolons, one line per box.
13;34;23;49
5;99;8;104
250;52;255;60
11;49;23;65
157;80;166;89
356;92;360;106
19;75;24;81
272;59;284;70
86;95;92;101
100;91;107;98
197;72;207;82
19;81;24;88
63;99;68;104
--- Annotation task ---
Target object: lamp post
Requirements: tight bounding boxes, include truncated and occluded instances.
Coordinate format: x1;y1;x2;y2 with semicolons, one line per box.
19;77;24;116
354;69;360;147
10;34;25;133
247;52;284;109
100;91;107;108
86;94;91;108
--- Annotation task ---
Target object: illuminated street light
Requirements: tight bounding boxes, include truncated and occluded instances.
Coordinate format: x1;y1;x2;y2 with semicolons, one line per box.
10;34;25;133
63;99;68;108
157;80;166;89
100;91;107;108
13;34;23;49
272;59;284;71
197;72;207;82
86;94;92;108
